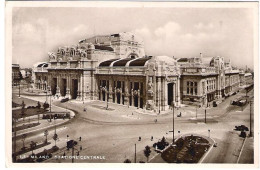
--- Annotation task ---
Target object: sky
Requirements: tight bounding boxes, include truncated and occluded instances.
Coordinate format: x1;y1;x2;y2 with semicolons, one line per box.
12;7;255;69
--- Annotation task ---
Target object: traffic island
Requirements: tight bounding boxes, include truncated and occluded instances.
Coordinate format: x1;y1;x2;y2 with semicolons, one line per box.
161;135;212;163
12;122;40;132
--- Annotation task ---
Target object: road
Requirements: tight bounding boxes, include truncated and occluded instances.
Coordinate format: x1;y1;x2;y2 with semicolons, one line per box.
11;87;254;163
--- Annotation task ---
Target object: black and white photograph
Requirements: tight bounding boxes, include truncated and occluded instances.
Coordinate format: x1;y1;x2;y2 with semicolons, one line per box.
5;1;258;167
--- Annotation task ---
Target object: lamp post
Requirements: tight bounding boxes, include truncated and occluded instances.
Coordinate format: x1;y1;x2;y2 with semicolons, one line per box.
134;143;136;163
48;86;52;113
204;108;206;123
18;82;21;97
134;137;141;163
249;100;253;137
196;105;198;119
172;101;175;144
45;89;48;102
159;89;161;114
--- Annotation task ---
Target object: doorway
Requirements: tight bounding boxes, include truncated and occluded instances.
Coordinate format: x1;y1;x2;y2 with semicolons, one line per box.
71;79;78;99
167;83;174;106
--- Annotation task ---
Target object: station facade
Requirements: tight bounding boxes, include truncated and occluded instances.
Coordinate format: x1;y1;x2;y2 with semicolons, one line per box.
32;32;253;111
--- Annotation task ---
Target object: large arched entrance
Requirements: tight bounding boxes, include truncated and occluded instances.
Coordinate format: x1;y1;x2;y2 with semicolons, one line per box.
60;79;67;97
71;79;78;99
51;78;57;95
167;83;174;106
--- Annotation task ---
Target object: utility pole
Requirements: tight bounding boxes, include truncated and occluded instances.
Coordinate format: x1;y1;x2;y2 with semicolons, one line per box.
45;90;48;102
196;105;197;119
249;100;253;137
159;90;161;114
18;82;21;97
205;108;207;123
134;143;136;163
49;90;52;113
12;118;17;162
72;145;74;163
172;101;175;144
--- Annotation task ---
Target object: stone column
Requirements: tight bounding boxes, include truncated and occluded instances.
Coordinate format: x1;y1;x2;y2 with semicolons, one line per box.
131;89;134;106
137;89;140;109
177;77;181;106
114;87;117;103
81;74;85;101
76;76;81;100
65;74;71;99
120;88;123;105
157;77;161;112
124;79;129;107
162;78;168;111
155;78;159;107
55;75;61;98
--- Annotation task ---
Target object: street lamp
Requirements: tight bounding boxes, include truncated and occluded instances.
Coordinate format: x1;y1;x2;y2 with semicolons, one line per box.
205;108;207;123
196;105;198;119
249;100;253;137
172;101;175;145
48;86;52;113
134;137;141;163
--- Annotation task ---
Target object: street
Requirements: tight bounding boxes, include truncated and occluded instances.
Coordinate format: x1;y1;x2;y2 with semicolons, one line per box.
12;87;254;163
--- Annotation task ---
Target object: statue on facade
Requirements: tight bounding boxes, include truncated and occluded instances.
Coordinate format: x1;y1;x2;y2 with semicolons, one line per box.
48;52;56;60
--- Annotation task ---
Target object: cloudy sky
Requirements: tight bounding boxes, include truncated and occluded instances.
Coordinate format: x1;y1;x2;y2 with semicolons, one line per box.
12;7;254;69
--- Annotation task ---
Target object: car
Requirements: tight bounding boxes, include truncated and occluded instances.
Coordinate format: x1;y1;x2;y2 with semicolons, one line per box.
67;140;78;149
231;99;239;105
60;98;69;103
238;99;247;106
235;125;249;131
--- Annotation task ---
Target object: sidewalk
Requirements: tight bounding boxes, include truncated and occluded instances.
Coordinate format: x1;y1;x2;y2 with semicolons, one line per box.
238;137;254;163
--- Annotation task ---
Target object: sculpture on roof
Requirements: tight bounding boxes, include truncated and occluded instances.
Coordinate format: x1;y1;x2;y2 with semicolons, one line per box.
48;52;56;60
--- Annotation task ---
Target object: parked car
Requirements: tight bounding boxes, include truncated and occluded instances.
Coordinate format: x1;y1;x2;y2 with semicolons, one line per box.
67;140;78;149
231;99;239;105
238;99;247;106
61;98;69;103
234;125;249;131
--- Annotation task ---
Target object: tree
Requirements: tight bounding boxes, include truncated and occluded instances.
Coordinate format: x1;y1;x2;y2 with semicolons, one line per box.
37;101;41;109
21;107;26;121
44;130;49;143
53;133;58;147
43;102;49;110
21;134;27;150
22;101;25;108
143;145;151;163
30;141;36;155
124;159;131;163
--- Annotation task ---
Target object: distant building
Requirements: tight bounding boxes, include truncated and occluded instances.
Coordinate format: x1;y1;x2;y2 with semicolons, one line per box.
244;72;253;86
12;64;21;86
20;68;32;79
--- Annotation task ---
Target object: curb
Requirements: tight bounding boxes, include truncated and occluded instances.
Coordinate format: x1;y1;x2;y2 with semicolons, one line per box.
236;137;247;163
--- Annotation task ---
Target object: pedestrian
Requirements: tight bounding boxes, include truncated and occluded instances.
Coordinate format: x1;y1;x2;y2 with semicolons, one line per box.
180;112;182;117
79;137;82;141
63;152;65;156
151;136;153;141
80;146;82;151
